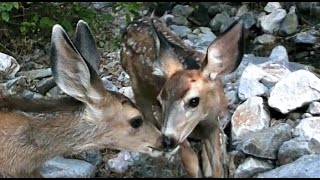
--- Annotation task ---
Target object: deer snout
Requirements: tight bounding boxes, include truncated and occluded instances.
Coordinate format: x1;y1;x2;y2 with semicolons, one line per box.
162;135;178;152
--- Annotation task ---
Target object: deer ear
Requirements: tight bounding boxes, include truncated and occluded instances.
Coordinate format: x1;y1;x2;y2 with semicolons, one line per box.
73;20;101;73
50;24;103;104
201;20;244;81
150;19;183;80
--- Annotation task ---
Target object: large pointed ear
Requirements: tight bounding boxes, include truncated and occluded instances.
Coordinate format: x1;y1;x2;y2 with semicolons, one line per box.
50;24;104;104
150;19;183;80
73;20;101;73
201;20;244;80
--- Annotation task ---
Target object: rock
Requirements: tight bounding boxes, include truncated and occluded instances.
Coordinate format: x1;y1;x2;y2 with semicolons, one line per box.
278;137;320;165
294;117;320;143
220;17;235;33
46;86;62;98
268;70;320;114
169;25;192;38
17;68;52;80
183;39;195;47
231;96;271;140
107;151;140;173
81;149;102;166
238;78;269;100
226;90;239;106
260;9;287;34
264;2;282;13
22;90;45;99
172;15;189;26
236;4;249;17
172;5;194;17
0;52;20;80
101;76;118;92
119;86;134;101
199;26;212;34
234;157;274;178
194;31;217;47
36;77;56;95
279;6;299;36
240;12;256;29
301;113;313;119
268;45;289;67
307;102;320;115
228;150;246;178
238;123;293;159
294;32;317;44
255;34;276;44
0;76;26;96
40;156;96;178
257;154;320;178
209;11;231;32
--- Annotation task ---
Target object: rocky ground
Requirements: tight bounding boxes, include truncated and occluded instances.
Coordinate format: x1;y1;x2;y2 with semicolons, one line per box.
1;2;320;178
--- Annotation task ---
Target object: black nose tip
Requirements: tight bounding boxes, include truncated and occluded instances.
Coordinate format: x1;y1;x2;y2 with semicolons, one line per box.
162;135;177;151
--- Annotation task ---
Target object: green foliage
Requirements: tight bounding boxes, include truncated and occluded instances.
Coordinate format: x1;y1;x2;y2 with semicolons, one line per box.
0;2;20;22
115;2;143;23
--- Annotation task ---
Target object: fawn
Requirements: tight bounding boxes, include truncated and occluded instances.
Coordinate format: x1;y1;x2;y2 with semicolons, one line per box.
0;20;165;178
120;15;244;177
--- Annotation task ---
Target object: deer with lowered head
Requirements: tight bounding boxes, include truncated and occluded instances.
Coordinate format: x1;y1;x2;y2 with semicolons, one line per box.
120;15;244;177
0;20;166;178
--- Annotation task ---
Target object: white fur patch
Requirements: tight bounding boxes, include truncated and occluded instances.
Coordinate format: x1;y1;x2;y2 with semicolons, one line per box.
208;48;222;64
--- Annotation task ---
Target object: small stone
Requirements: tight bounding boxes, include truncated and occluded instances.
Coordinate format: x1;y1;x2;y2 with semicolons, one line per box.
264;2;282;13
307;102;320;115
234;157;274;178
294;32;317;44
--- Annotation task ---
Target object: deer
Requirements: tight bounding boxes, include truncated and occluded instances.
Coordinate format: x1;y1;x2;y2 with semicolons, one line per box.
120;15;244;177
0;20;166;178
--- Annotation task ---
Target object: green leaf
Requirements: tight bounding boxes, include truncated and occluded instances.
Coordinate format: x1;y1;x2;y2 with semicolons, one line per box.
61;18;72;32
39;17;56;29
32;13;39;23
13;2;19;9
1;11;9;22
5;3;13;11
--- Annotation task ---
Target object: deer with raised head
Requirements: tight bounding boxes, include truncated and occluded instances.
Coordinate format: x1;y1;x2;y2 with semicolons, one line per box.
120;15;244;177
0;20;165;178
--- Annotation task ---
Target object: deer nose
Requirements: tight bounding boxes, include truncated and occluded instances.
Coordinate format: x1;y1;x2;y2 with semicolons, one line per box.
162;135;178;152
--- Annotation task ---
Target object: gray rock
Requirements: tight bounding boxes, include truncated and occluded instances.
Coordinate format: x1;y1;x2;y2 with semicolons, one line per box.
0;76;26;96
238;78;268;100
208;5;220;17
220;17;235;33
240;12;256;29
17;68;52;80
279;6;299;36
294;32;317;44
307;101;320;115
294;117;320;143
172;15;189;26
209;11;231;32
182;39;195;47
199;26;212;34
194;31;217;47
226;90;239;106
268;70;320;114
119;86;134;102
36;77;56;95
107;151;140;173
82;149;102;166
257;154;320;178
169;25;192;38
234;157;274;178
260;9;287;34
172;5;194;17
301;113;313;119
40;156;96;178
264;2;282;13
22;89;45;99
101;76;118;92
0;52;20;80
278;137;320;165
46;86;62;98
232;96;271;140
236;4;249;17
238;123;293;159
255;34;276;44
269;45;289;67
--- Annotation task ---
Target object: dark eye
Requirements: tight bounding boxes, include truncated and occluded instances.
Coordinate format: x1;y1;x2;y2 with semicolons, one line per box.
129;116;143;129
189;97;200;108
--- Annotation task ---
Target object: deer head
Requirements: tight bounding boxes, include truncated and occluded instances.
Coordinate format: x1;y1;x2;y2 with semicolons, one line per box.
50;20;165;156
152;20;245;150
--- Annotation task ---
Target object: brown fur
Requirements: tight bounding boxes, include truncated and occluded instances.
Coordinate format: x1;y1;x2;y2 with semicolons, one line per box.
121;16;244;178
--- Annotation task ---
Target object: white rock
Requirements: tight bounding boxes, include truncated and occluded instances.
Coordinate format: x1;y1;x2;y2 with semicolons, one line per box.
269;45;289;67
264;2;282;13
0;52;20;79
40;156;96;178
232;96;271;140
307;102;320;115
260;9;287;34
268;70;320;114
255;34;276;44
234;157;274;178
119;86;135;102
294;117;320;143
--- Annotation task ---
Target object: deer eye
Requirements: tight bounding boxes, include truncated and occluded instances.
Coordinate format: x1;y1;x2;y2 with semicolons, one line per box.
189;97;200;108
129;116;143;129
